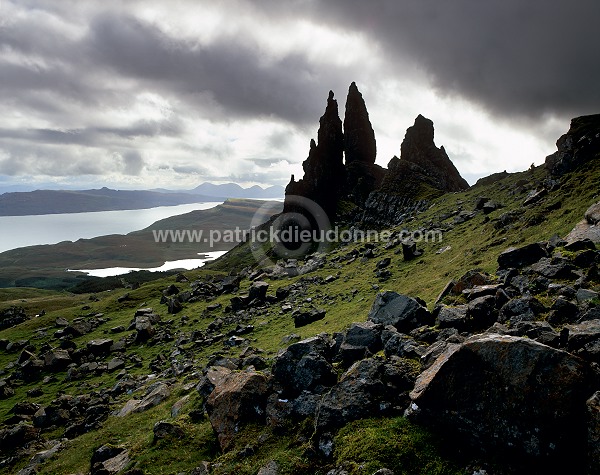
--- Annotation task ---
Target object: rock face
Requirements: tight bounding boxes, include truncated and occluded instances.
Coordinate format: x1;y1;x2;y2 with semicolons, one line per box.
380;115;469;196
545;114;600;176
410;334;592;471
285;90;345;219
206;370;270;450
344;82;376;165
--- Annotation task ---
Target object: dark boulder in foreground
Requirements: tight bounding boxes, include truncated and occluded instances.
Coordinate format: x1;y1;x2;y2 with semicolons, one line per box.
410;334;592;472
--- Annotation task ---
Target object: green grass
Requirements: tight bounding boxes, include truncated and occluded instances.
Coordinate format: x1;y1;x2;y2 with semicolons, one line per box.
0;160;598;473
334;417;466;475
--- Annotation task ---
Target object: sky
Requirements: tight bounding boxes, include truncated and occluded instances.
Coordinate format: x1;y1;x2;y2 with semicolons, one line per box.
1;0;599;191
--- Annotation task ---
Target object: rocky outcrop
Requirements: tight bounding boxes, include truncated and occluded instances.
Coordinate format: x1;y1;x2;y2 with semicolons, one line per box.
380;115;469;195
344;82;376;165
545;114;600;176
410;334;592;472
0;306;27;330
285;86;468;228
285;91;345;219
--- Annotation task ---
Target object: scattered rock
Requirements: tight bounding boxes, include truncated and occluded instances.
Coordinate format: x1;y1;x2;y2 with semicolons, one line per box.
497;243;549;269
153;420;184;440
206;371;270;450
410;334;592;471
249;281;269;301
91;445;130;475
368;291;432;332
585;202;600;225
43;349;72;371
272;336;337;398
87;339;114;356
293;308;326;328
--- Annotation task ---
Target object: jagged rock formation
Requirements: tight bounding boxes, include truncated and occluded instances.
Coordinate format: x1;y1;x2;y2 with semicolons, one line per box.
381;115;469;195
285;91;345;219
284;85;468;224
344;82;376;165
546;114;600;176
343;82;385;205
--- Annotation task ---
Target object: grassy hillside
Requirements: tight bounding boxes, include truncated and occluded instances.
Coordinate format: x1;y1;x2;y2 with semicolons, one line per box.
0;161;598;474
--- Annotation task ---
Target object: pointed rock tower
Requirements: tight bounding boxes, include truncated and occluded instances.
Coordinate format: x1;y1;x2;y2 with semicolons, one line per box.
285;91;345;219
344;82;376;165
343;83;385;206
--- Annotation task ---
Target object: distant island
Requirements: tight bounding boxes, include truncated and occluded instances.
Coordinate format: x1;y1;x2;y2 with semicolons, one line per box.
0;183;284;216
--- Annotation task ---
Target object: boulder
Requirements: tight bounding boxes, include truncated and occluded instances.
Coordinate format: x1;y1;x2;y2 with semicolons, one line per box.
153;420;184;440
410;334;592;471
0;379;15;399
587;391;600;470
87;339;113;356
497;243;549;269
499;297;545;325
257;460;280;475
118;383;170;417
466;295;498;330
530;257;576;279
316;357;417;432
272;336;336;397
66;320;92;337
43;349;72;371
547;298;580;325
249;281;269;301
368;291;432;332
343;321;382;354
135;316;155;343
435;305;469;331
293;308;326;328
206;371;270;451
0;423;39;453
401;240;422;260
585;202;600;225
166;296;182;314
91;445;129;475
565;319;600;352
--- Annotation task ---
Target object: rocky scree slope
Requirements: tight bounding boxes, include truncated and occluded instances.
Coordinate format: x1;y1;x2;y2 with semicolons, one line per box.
0;115;599;474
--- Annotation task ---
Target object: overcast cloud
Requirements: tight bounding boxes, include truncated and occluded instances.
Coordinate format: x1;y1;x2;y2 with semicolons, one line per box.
0;0;598;190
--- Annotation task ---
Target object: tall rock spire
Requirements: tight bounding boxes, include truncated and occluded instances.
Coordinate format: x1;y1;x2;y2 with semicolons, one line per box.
285;90;345;219
343;82;376;165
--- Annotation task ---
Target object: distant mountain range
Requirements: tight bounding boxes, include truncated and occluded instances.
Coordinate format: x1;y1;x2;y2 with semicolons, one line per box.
152;182;284;199
0;183;284;216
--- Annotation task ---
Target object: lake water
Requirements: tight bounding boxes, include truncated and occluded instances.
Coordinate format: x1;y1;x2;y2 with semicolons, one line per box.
69;250;229;277
0;202;222;253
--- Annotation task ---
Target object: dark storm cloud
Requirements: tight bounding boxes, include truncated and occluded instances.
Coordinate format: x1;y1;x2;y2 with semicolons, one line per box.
0;119;182;146
84;12;347;124
255;0;600;119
